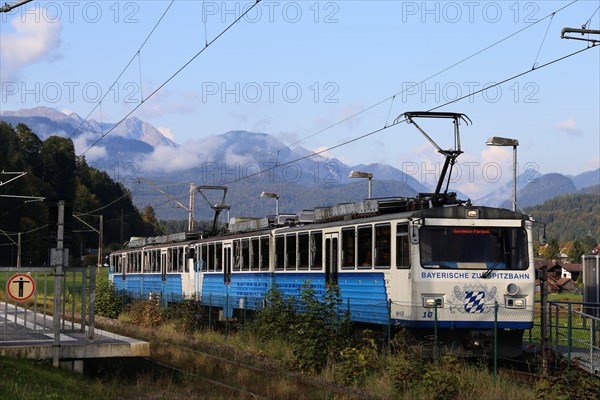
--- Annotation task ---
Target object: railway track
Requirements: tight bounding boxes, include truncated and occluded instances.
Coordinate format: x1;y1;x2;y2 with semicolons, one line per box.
97;318;372;399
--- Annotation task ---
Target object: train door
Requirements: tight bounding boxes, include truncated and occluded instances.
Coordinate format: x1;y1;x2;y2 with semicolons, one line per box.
161;249;167;283
223;243;232;284
325;233;339;285
182;246;195;298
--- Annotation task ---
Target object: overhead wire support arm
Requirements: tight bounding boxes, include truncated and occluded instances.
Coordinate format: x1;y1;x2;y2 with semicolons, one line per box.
196;186;229;234
0;171;27;187
0;0;33;13
561;27;600;44
398;112;472;202
137;177;195;231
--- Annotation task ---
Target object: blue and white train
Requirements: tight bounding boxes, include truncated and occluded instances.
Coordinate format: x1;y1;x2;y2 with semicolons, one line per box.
109;194;539;357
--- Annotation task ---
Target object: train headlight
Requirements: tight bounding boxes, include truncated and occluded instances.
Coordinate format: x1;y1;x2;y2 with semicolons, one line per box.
423;296;444;308
507;283;519;295
513;298;526;308
466;209;479;219
505;297;526;309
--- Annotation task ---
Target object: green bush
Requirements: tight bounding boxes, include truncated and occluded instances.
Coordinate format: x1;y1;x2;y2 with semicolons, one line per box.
420;353;465;400
166;300;204;334
288;282;351;373
95;276;121;319
250;283;297;340
129;297;163;327
335;338;378;385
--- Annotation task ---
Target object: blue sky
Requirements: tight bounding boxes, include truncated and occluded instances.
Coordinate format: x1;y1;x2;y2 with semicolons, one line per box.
1;0;599;198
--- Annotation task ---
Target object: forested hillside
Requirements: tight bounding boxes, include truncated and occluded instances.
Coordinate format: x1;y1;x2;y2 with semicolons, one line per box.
0;122;161;267
525;191;599;245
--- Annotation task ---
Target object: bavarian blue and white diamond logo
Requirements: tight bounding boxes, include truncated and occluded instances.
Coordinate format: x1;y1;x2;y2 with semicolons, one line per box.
450;284;497;314
464;291;485;313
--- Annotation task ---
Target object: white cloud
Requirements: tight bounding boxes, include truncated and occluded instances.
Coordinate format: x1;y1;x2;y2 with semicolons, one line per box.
555;118;582;137
586;156;600;171
311;146;353;165
72;132;106;161
137;136;230;173
0;12;62;81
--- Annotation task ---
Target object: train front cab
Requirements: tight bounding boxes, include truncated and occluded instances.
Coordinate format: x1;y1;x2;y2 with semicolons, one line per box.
388;206;536;358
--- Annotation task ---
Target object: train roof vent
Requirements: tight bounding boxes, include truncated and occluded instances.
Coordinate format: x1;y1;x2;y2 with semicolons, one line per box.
297;209;315;223
229;217;271;233
276;214;298;225
314;199;379;222
127;232;189;248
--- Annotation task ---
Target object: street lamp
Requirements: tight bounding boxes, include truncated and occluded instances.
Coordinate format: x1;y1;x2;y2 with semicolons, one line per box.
348;170;373;199
260;191;280;216
486;136;519;212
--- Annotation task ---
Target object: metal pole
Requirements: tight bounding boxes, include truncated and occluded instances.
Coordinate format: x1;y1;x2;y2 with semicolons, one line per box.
567;303;572;376
434;303;438;360
387;299;391;348
89;266;96;340
97;215;103;272
52;201;65;368
494;302;498;381
17;232;21;268
368;177;372;199
189;183;194;231
512;145;517;212
208;293;212;329
275;198;279;216
540;266;548;375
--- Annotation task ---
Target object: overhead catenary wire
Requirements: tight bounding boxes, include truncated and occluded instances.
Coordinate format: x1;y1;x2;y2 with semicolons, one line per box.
68;0;176;140
121;41;597;225
78;0;263;159
2;1;596;237
281;0;580;153
40;0;586;195
0;0;263;228
216;46;597;188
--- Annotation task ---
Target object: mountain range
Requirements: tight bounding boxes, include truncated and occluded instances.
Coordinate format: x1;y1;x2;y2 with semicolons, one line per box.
1;107;598;220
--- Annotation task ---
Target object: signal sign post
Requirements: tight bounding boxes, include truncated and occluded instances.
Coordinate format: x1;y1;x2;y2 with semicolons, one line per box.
6;273;36;302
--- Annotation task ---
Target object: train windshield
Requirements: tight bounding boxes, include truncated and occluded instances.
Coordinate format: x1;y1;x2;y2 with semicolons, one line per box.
419;226;528;270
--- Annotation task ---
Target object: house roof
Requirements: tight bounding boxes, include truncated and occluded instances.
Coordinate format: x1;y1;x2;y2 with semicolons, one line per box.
561;263;582;272
534;259;582;272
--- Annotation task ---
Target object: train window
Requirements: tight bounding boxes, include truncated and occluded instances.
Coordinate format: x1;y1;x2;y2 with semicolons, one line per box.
251;238;260;271
172;248;178;273
242;239;250;271
179;247;185;272
153;250;159;272
137;251;142;273
275;235;284;270
207;243;214;272
233;240;241;271
260;236;270;271
286;234;297;270
201;244;208;272
215;242;223;272
342;227;356;269
111;255;118;273
375;224;391;269
420;227;528;270
396;224;410;268
310;231;323;270
358;225;373;268
224;246;231;283
188;247;195;272
143;252;149;273
298;232;309;270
